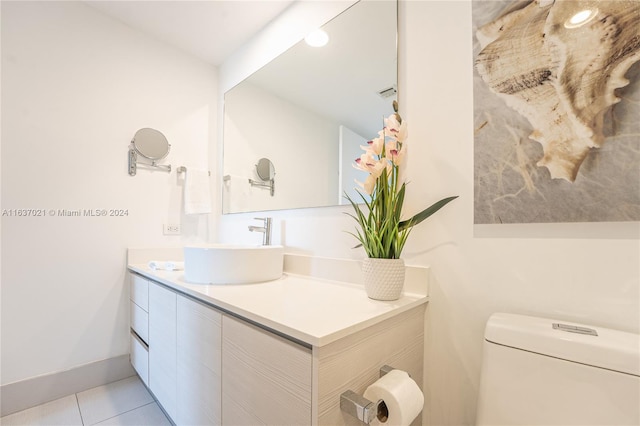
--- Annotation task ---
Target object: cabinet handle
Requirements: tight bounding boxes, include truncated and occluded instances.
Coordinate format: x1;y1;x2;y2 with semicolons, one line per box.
130;328;149;350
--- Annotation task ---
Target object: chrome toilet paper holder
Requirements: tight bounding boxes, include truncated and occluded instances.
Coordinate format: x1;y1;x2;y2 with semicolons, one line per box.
340;365;396;424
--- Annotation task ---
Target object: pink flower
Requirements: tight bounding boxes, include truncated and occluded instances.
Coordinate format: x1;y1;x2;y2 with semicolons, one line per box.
353;152;374;172
346;107;457;260
355;173;378;195
353;152;388;195
386;140;405;166
354;153;385;176
363;131;385;156
384;114;408;142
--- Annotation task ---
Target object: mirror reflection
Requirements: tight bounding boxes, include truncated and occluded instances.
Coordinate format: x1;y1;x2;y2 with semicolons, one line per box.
256;158;275;181
222;0;397;214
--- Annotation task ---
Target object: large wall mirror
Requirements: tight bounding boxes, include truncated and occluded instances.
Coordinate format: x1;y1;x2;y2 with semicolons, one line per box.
222;0;397;214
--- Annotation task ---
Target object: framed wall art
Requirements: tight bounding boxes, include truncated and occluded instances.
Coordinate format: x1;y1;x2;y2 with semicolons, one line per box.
473;0;640;224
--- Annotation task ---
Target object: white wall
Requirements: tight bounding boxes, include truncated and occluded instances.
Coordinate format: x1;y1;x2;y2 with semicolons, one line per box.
218;1;640;425
1;1;216;385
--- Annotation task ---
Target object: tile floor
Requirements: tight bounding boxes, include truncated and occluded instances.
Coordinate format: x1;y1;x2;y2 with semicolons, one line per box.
0;376;171;426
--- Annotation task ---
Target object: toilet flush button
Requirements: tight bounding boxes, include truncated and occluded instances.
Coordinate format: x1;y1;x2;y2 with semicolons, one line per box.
552;323;598;336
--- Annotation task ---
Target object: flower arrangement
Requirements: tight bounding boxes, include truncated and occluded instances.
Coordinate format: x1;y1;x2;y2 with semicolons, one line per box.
345;102;457;259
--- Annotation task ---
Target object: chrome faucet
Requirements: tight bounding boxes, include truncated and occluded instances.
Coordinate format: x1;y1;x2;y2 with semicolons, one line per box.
248;217;272;245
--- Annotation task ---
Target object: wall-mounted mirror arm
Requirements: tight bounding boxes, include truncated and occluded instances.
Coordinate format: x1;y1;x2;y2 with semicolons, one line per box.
248;178;275;196
128;145;172;175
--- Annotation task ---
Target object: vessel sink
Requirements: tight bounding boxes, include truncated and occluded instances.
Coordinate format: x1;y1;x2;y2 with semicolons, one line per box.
183;244;284;284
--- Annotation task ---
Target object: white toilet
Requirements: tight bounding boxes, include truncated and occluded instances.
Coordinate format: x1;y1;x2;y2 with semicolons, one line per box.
476;313;640;425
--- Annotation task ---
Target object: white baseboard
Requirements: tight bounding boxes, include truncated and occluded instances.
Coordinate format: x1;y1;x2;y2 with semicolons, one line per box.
1;354;135;417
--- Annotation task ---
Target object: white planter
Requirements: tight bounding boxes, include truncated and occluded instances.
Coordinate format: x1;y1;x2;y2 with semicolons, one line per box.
362;258;405;301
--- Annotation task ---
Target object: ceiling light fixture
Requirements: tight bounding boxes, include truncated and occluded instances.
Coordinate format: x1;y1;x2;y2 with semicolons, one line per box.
305;29;329;47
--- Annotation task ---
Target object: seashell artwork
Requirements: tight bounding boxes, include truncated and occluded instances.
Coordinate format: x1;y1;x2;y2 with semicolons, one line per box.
473;0;640;223
476;0;640;182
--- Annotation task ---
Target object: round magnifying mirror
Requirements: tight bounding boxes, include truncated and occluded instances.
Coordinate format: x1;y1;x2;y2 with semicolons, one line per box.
132;128;170;161
256;158;275;181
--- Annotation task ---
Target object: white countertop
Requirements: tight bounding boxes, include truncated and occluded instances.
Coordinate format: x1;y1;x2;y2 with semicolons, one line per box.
128;263;428;347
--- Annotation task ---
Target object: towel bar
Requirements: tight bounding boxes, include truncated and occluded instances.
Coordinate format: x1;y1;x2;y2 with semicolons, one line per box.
177;166;210;176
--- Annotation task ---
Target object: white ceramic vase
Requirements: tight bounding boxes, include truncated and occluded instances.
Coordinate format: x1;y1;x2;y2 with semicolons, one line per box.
362;258;405;301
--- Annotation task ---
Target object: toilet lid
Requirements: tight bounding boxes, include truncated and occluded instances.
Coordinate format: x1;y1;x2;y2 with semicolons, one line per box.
485;313;640;376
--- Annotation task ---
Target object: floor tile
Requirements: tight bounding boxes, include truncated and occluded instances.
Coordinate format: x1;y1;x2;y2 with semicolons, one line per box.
93;402;171;426
76;376;154;425
0;395;82;426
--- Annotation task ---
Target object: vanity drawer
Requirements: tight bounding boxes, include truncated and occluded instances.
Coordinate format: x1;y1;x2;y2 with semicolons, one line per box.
130;274;149;312
131;301;149;344
130;332;149;386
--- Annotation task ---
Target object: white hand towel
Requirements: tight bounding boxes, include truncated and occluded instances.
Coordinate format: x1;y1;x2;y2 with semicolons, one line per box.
165;261;184;271
148;261;184;271
148;260;163;270
223;174;252;213
184;168;212;215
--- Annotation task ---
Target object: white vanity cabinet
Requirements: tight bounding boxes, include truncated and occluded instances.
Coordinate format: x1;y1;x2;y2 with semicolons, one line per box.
176;295;222;426
137;277;309;426
222;315;312;425
148;282;177;421
129;275;149;386
129;272;425;426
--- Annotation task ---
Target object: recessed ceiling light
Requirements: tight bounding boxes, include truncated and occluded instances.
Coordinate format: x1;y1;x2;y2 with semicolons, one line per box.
305;29;329;47
564;8;598;28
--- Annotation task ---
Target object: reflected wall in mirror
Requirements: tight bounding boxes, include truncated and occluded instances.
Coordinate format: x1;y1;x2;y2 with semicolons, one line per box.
222;0;397;214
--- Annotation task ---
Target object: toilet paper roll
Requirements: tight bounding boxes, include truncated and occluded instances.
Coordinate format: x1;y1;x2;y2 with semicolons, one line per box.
363;369;424;426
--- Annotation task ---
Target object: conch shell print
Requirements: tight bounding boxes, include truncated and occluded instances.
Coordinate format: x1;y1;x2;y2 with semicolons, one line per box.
475;0;640;182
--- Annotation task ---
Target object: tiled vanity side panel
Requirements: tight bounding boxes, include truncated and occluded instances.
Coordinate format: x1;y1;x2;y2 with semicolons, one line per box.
315;305;425;426
222;315;312;426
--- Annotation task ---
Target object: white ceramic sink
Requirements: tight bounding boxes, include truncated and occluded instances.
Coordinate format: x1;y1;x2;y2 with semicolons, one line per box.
183;244;284;284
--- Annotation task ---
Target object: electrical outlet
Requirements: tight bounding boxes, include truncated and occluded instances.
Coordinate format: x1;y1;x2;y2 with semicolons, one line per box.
163;224;181;235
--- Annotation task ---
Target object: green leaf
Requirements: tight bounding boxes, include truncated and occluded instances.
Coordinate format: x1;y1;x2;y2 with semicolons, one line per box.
399;196;458;231
344;172;458;258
